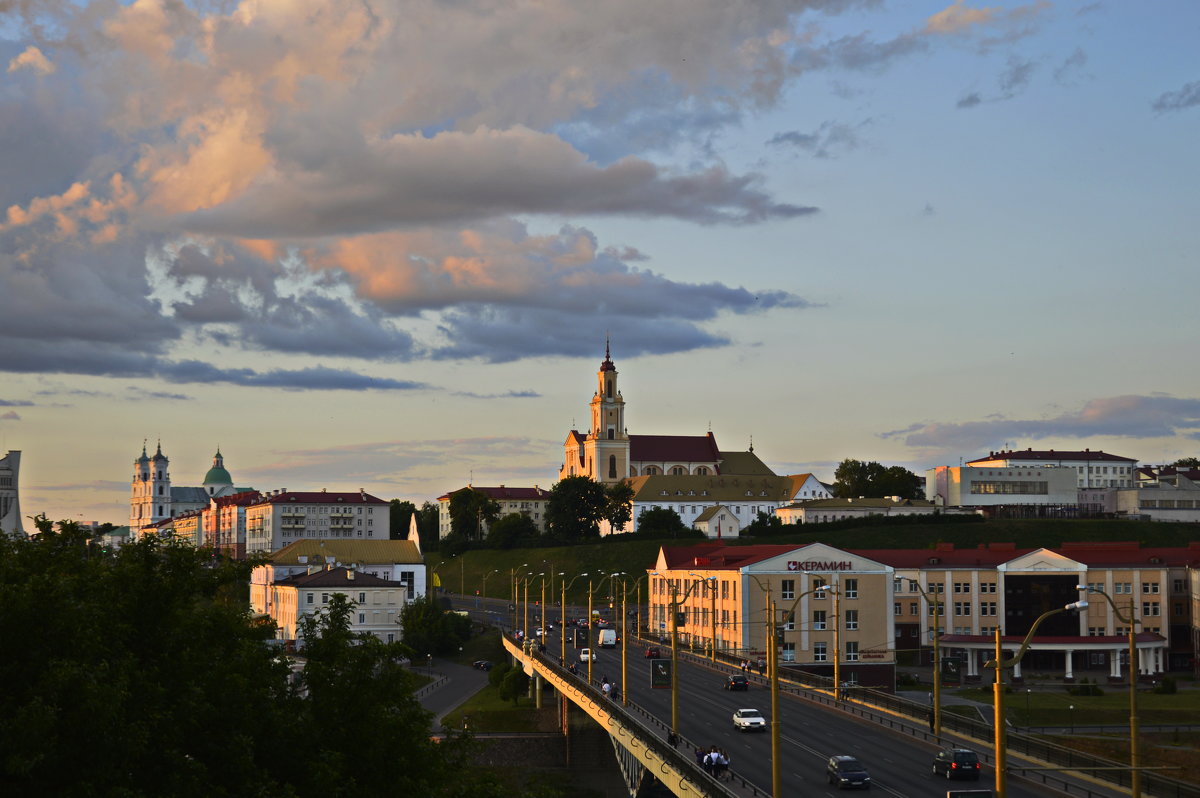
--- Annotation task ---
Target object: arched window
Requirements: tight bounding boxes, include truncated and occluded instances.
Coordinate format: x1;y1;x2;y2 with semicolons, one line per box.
158;485;164;495
671;466;685;476
645;466;659;475
608;428;614;440
606;379;613;398
696;467;709;475
609;455;617;479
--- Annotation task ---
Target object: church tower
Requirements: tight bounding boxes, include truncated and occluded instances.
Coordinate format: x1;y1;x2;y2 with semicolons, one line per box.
130;442;173;535
203;449;234;496
585;341;630;483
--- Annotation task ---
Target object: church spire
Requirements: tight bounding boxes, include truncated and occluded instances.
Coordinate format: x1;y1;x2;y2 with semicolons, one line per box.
600;336;615;372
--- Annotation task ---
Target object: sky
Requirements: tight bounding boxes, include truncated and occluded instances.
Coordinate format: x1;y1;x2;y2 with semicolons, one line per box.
1;0;1198;525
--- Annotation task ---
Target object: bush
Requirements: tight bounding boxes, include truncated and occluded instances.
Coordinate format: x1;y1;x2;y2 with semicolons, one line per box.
1068;677;1104;696
1153;677;1177;694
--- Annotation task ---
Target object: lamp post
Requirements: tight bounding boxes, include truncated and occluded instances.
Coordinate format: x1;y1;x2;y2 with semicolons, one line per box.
508;563;527;630
984;600;1088;798
587;572;620;685
562;572;589;666
909;578;944;735
1078;584;1141;798
620;574;649;706
522;572;543;645
651;570;707;738
432;553;456;596
479;568;498;609
815;582;842;699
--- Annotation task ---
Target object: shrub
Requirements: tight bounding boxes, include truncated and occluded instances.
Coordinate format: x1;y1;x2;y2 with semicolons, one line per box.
1153;677;1177;694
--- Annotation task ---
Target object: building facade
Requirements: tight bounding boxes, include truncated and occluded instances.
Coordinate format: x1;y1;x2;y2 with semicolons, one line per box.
0;450;23;536
244;489;388;555
925;464;1079;512
437;485;550;540
967;449;1137;489
253;566;410;643
776;496;946;525
129;444;249;537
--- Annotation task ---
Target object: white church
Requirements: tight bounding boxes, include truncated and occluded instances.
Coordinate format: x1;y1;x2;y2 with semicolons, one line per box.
129;443;251;537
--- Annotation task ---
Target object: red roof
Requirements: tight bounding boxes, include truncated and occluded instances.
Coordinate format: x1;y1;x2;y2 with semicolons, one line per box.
213;490;263;507
255;491;387;506
275;568;404;587
968;448;1136;463
630;433;721;463
438;485;548;501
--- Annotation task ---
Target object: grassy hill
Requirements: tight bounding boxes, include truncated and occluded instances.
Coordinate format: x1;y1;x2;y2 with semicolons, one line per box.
433;518;1200;605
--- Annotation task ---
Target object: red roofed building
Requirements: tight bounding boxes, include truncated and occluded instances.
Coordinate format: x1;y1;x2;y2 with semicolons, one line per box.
967;448;1138;489
203;490;264;559
244;489;388;555
647;539;1200;688
436;484;550;539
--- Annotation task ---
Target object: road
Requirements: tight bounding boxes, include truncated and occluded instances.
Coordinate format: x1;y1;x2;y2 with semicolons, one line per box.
452;594;1127;798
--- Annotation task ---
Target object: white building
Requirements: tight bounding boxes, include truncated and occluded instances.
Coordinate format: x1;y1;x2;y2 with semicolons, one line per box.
1114;469;1200;522
129;443;250;537
0;450;23;536
249;537;427;608
777;496;949;525
436;484;550;539
253;566;410;644
967;448;1137;489
244;489;389;555
926;465;1079;509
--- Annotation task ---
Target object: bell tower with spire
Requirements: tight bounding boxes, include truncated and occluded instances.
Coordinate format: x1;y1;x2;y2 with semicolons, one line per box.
130;441;173;534
584;339;629;483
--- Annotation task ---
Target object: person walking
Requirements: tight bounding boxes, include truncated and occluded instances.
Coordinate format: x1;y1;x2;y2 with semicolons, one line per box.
716;749;730;781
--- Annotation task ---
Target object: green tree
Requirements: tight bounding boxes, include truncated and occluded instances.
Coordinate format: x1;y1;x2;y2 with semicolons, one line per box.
743;510;784;536
417;501;441;551
603;481;635;533
636;506;687;536
1171;457;1200;468
545;476;607;542
398;595;472;659
832;459;923;499
486;512;539;549
498;665;530;706
390;499;418;539
448;489;501;540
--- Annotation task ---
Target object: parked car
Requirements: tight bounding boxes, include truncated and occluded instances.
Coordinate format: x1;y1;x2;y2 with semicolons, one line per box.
732;708;766;732
471;660;493;671
578;648;595;662
826;755;871;789
644;646;662;658
932;748;981;780
724;674;749;691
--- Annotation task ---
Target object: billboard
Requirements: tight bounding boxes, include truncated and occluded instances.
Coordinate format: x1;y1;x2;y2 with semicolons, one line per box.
651;659;671;689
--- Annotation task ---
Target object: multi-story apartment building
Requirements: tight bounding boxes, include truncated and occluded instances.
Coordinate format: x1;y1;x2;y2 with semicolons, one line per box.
253;565;410;643
650;540;1200;688
0;450;23;536
202;490;262;558
967;448;1137;488
437;485;550;539
776;496;949;525
244;489;388;555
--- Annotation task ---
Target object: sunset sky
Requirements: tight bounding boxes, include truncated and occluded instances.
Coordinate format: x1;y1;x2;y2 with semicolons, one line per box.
2;0;1198;525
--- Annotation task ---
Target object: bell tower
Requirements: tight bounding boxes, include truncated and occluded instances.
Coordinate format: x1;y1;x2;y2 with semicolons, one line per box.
585;339;629;483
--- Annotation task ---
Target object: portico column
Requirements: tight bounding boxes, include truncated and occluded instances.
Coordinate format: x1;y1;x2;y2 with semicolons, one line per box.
1110;649;1121;679
967;649;978;677
1064;649;1074;680
1013;658;1022;679
1154;646;1164;674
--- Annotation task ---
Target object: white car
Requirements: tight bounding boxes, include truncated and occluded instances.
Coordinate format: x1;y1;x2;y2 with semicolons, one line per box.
578;648;595;662
732;708;766;732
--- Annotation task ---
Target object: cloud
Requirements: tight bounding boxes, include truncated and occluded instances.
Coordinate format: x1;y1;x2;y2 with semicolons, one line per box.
1151;80;1200;113
883;394;1200;455
0;399;34;406
998;56;1036;97
7;45;55;75
767;119;871;159
957;92;983;109
158;362;429;392
1053;48;1088;84
0;410;20;420
452;390;542;400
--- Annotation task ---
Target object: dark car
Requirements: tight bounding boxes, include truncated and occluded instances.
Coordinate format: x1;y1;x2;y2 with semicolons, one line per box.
932;748;981;780
471;660;493;671
724;674;749;691
827;755;871;789
644;646;662;658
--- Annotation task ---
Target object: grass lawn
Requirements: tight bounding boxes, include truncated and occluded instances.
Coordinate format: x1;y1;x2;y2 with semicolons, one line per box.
951;686;1200;727
440;680;559;733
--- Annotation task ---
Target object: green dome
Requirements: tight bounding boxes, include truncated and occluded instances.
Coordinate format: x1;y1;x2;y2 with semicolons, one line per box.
203;465;233;485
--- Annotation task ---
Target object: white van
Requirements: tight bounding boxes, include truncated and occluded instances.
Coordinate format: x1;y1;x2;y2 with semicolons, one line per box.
598;628;617;648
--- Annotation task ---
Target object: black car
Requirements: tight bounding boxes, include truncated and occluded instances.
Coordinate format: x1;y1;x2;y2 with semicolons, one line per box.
826;755;871;789
471;660;493;671
932;748;981;780
724;674;749;691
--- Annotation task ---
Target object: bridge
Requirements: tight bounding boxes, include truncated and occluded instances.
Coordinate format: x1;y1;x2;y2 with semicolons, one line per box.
503;634;763;798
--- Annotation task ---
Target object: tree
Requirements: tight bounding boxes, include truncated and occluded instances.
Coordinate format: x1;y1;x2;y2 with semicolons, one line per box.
1171;457;1200;468
397;595;472;659
417;501;441;551
390;499;418;539
545;476;608;542
486;512;539;549
448;489;501;540
636;506;687;536
832;459;923;499
498;665;530;706
743;510;784;537
603;481;635;534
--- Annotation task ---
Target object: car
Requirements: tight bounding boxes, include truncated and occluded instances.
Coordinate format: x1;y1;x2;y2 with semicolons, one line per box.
578;648;595;662
724;674;749;691
932;748;981;780
471;660;493;671
826;755;871;789
577;618;589;629
732;708;766;732
644;646;662;658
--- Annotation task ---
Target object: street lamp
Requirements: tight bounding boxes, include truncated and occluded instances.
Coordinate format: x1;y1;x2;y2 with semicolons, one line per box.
587;572;621;685
561;572;588;666
522;571;543;646
651;570;708;739
815;582;842;700
1078;583;1142;798
479;568;498;608
431;553;456;595
508;563;528;630
620;573;650;706
909;578;945;736
984;600;1088;798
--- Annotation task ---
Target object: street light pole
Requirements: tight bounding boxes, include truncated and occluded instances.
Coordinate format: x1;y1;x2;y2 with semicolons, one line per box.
652;571;706;738
985;600;1088;798
816;582;842;699
620;574;649;706
1078;584;1142;798
910;579;944;736
480;568;498;609
687;571;717;662
562;572;588;666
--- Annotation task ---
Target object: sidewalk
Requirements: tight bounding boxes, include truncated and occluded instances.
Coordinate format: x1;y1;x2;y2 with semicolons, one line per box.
416;658;491;727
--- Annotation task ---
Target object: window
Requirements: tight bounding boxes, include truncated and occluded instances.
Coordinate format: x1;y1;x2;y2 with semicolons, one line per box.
845;642;859;662
783;611;795;632
928;602;944;616
980;582;997;594
812;578;827;597
1173;579;1186;593
782;643;796;662
358;592;366;603
909;602;918;615
1141;582;1160;594
1142;602;1160;616
953;582;971;594
781;579;795;600
954;602;971;616
306;592;314;605
1174;602;1185;617
927;582;944;594
845;610;859;630
844;579;858;599
981;602;997;616
894;602;902;616
609;455;617;478
893;578;904;593
813;642;827;662
358;613;365;624
813;610;827;630
721;581;728;599
321;593;329;603
1114;582;1132;594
